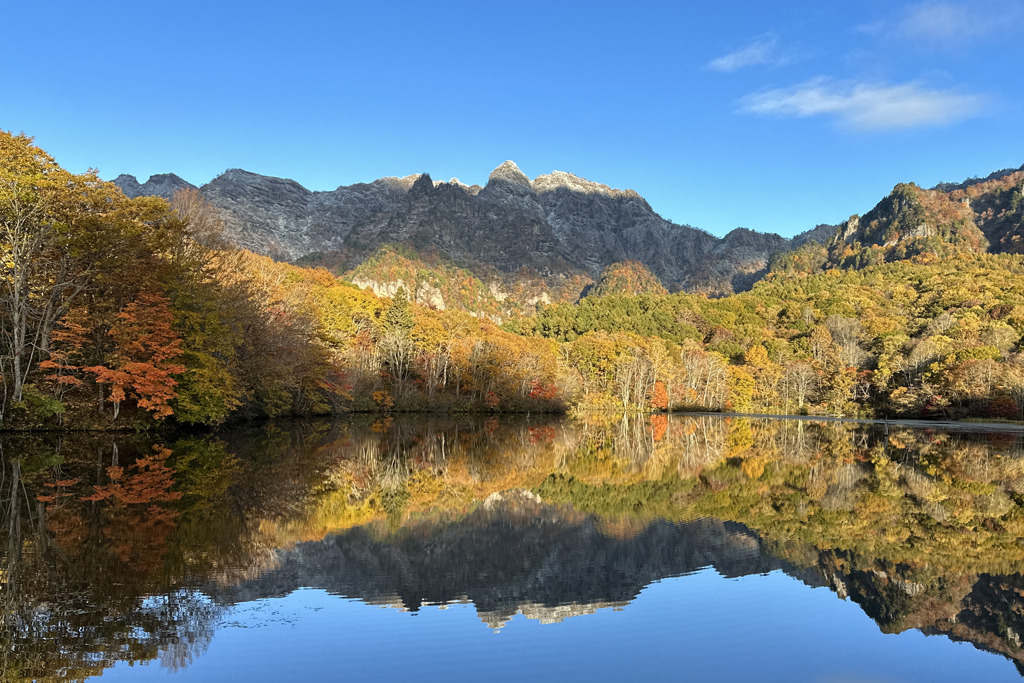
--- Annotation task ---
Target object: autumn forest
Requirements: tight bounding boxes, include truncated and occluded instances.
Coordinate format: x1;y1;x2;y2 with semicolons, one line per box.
3;131;1024;431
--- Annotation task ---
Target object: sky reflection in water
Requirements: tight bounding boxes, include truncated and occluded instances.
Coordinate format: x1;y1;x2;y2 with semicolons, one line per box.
5;415;1024;682
102;571;1020;683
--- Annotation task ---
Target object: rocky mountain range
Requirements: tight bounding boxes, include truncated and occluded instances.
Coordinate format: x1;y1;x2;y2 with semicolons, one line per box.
114;160;1024;301
113;162;834;296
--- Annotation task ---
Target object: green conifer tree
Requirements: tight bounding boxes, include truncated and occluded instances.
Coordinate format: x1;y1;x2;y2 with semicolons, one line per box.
384;286;415;333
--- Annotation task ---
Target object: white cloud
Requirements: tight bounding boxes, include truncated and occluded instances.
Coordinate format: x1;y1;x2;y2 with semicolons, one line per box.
707;34;788;72
901;2;982;41
861;1;1024;46
739;78;986;130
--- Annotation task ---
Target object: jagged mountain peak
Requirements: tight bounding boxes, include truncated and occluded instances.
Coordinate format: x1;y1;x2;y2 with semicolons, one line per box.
111;172;195;200
113;173;141;192
533;170;638;199
209;168;311;196
433;176;470;189
112;161;830;295
488;160;532;187
833;182;986;254
373;174;422;192
409;173;435;195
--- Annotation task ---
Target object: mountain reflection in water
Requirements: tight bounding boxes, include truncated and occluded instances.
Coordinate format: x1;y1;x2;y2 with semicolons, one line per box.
3;414;1024;680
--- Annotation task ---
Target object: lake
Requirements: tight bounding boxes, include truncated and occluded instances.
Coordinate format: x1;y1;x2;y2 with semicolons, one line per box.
3;414;1024;681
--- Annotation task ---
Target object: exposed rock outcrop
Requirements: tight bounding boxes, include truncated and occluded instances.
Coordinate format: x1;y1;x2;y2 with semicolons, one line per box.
114;162;826;295
114;172;195;200
817;169;1024;270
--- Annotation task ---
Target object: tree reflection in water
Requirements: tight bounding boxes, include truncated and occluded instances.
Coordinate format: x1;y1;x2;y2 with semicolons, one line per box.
3;415;1024;678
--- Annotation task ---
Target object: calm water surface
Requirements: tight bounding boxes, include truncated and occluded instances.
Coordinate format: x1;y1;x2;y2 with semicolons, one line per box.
4;415;1024;681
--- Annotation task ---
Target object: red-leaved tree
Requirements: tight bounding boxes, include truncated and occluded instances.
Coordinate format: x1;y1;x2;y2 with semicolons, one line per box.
85;292;185;420
39;308;92;401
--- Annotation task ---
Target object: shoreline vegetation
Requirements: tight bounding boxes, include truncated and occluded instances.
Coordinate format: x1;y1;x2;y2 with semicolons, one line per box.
5;131;1024;433
4;409;1024;435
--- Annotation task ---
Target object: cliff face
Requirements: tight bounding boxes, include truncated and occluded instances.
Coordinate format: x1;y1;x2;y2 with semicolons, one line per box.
814;166;1024;270
690;227;794;293
951;167;1024;254
114;162;821;295
826;182;989;268
113;161;1023;295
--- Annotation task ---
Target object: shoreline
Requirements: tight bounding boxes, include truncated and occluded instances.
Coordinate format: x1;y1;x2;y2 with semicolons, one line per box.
673;411;1024;433
4;409;1024;435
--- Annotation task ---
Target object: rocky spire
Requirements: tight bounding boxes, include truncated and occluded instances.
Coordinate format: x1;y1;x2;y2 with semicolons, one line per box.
409;172;435;197
112;174;143;197
487;160;532;189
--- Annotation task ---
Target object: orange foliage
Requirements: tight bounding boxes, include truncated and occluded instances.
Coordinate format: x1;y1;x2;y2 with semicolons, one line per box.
83;446;182;505
39;309;91;392
649;414;668;442
648;381;669;410
371;390;394;410
84;292;185;419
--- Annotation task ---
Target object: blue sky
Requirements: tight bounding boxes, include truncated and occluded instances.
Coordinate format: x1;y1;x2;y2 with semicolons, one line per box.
4;0;1022;237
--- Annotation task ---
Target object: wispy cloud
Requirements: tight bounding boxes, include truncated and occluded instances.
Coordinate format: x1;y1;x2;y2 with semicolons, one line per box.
706;34;789;72
739;78;986;130
859;1;1024;46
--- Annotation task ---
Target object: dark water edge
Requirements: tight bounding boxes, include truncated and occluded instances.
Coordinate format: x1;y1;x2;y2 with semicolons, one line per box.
7;406;1024;435
4;413;1024;681
0;405;570;434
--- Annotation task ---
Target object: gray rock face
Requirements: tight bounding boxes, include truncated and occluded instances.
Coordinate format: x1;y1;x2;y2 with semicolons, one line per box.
113;173;196;200
691;227;789;292
114;162;820;293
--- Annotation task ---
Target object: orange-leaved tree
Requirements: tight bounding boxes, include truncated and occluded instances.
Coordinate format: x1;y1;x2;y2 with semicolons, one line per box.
85;292;185;420
648;380;669;411
38;308;92;402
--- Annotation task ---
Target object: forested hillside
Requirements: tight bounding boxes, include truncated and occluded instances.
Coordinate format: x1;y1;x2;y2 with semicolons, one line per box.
528;255;1024;418
0;133;569;429
772;166;1024;275
4;131;1024;429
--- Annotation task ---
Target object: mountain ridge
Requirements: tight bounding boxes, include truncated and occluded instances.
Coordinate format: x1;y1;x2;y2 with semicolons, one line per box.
768;165;1024;277
115;160;1024;301
114;161;832;296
